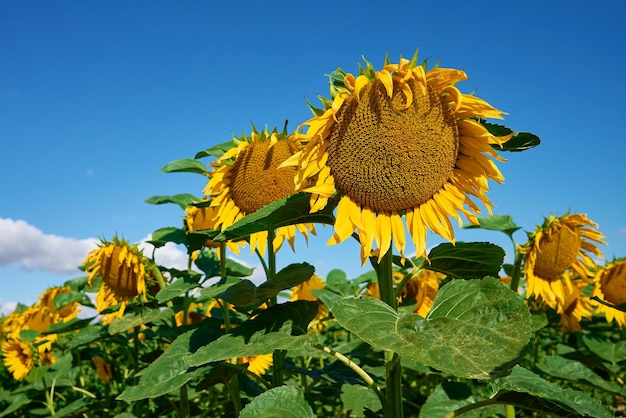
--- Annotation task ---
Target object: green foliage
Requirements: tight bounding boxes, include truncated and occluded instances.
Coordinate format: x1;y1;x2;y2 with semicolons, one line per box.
239;385;316;418
426;242;505;280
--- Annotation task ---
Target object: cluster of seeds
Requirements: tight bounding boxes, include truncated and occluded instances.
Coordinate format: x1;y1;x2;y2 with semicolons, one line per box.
230;140;298;214
326;78;459;214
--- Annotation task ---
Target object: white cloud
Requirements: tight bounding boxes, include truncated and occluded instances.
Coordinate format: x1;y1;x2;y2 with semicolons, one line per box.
0;218;99;274
138;235;190;271
0;301;17;317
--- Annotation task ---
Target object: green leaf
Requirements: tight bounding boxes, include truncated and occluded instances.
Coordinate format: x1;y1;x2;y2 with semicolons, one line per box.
590;295;626;312
426;242;505;280
144;193;201;209
53;290;94;309
43;317;95;334
537;355;624;394
118;319;223;401
239;385;316;418
583;333;626;364
225;258;255;277
161;158;208;174
53;398;95;418
150;227;188;246
464;215;521;237
0;394;30;418
108;307;175;335
499;132;541;152
340;384;382;417
156;277;200;303
217;263;314;309
194;140;235;159
494;365;614;418
213;193;338;242
311;289;341;310
67;325;108;349
331;277;531;379
325;269;354;296
189;301;319;368
419;382;505;418
482;122;540;152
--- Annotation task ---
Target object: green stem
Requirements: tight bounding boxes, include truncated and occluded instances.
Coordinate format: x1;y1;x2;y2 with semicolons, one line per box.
149;264;173;308
375;248;403;418
505;404;516;418
314;343;385;406
265;230;285;387
218;242;241;414
509;243;523;295
180;384;190;418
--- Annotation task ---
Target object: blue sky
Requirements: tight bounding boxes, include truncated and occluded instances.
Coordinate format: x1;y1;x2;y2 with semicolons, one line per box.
2;1;626;313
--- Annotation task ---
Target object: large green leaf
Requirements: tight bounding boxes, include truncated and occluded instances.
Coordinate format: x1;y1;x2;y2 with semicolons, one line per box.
53;290;94;309
583;333;626;364
340;384;382;417
464;215;521;237
426;242;505;280
494;366;613;418
212;193;339;242
108;307;174;335
331;277;531;379
419;382;505;418
150;227;188;246
536;355;624;394
189;301;319;368
217;263;314;309
118;319;223;401
0;394;30;418
156;276;200;303
43;317;95;334
67;325;108;349
239;385;316;418
144;193;201;209
161;158;208;174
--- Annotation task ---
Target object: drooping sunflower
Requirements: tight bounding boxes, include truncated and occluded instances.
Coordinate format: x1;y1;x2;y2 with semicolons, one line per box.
401;269;443;317
282;53;511;263
519;213;605;308
591;258;626;328
1;339;34;380
556;272;593;332
82;236;148;322
203;125;316;256
184;202;246;256
290;274;328;330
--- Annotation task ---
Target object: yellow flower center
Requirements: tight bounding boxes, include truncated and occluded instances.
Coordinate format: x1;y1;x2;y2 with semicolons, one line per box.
326;79;459;213
601;262;626;305
100;246;142;298
230;141;298;214
533;225;581;281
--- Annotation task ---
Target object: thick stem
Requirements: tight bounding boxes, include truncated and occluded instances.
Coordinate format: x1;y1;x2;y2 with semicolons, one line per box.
266;230;285;387
375;249;403;418
509;244;523;295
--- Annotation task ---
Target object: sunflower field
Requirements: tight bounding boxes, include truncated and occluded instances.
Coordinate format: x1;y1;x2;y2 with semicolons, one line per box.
2;52;625;418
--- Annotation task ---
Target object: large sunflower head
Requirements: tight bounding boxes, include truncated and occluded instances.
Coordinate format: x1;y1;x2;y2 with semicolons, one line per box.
203;125;315;256
82;236;148;322
282;53;511;263
592;258;626;328
520;213;605;308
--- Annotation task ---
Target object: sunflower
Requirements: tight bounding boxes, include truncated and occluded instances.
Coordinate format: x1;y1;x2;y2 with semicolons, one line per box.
238;354;273;376
290;274;328;330
556;273;593;332
401;269;442;317
519;213;605;308
1;339;34;380
184;202;246;256
38;286;81;321
203;125;316;256
82;236;148;322
92;355;113;383
282;53;511;263
591;258;626;327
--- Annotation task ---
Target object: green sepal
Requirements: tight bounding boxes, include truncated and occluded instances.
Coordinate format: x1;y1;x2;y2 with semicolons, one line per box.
482;121;541;152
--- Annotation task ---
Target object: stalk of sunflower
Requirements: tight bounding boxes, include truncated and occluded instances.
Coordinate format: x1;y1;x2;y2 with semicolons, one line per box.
519;213;605;309
203;124;316;257
82;236;149;323
282;52;512;264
